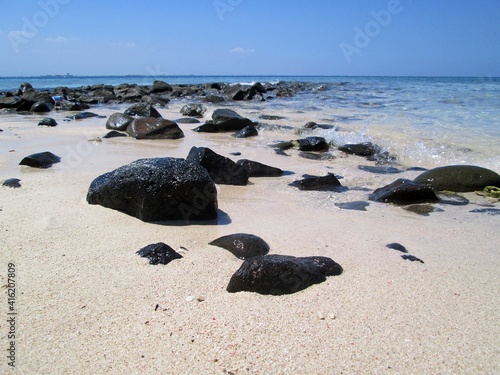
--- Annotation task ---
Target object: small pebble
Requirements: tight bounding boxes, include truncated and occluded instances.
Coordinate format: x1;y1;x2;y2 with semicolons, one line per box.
329;313;336;320
317;311;325;320
186;296;195;302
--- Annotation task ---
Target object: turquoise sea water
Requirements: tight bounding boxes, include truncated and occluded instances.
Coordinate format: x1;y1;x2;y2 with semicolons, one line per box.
1;75;499;171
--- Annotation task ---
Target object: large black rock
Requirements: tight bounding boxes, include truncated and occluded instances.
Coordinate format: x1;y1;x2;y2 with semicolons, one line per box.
187;146;249;185
236;159;283;177
369;178;439;204
413;165;500;192
211;108;254;131
19;151;61;168
227;255;343;295
86;158;218;222
233;125;258;138
126;117;184;139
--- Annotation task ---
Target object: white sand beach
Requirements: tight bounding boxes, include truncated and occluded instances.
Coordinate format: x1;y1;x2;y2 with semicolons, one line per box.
1;103;499;374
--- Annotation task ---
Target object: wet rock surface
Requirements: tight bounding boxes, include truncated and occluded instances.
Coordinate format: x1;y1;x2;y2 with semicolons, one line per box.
414;165;500;192
227;254;343;295
290;173;342;191
209;233;270;259
136;242;183;265
369;179;439;204
86;157;218;222
106;113;134;130
126;117;184;139
38;117;57;127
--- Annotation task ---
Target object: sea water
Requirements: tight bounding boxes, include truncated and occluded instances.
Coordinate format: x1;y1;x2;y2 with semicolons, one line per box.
1;75;499;171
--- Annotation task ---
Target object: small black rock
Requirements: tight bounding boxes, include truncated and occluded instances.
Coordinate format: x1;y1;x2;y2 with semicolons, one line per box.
386;243;408;253
136;242;183;265
2;178;21;188
38;117;57;127
401;254;425;263
19;151;61;168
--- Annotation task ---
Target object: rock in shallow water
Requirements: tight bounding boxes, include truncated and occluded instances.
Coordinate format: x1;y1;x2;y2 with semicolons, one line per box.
414;165;500;192
19;151;61;168
290;174;342;191
369;179;439;204
209;233;270;259
86;157;218;222
227;254;343;295
126;117;184;139
136;242;182;265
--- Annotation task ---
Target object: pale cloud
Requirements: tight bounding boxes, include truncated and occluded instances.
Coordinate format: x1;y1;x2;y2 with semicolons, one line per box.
229;47;255;55
111;42;137;48
46;36;78;43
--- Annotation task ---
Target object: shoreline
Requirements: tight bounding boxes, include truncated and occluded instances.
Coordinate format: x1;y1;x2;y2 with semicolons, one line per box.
1;90;499;373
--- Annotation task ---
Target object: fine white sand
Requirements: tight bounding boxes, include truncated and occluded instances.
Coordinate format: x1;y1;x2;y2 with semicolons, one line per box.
1;103;499;374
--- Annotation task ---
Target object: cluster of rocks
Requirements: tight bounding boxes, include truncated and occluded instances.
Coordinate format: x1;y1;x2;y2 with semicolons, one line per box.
0;80;312;114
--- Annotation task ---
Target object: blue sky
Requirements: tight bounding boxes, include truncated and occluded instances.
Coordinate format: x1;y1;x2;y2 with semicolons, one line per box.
0;0;499;77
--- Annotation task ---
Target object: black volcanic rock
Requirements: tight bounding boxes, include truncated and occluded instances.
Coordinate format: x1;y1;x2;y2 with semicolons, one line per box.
296;137;329;152
236;159;283;177
126;117;184;139
369;178;439;204
211;108;254;131
124;103;162;118
233;125;258;138
38;117;57;127
19;151;61;168
86;157;218;222
209;233;270;259
187;146;249;185
150;80;173;93
106;113;134;131
290;173;342;191
136;242;182;265
227;255;343;295
413;165;500;192
180;104;206;118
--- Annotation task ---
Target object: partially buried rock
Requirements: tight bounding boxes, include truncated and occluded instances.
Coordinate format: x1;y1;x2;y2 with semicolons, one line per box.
86;157;218;222
187;146;249;185
106;113;134;130
2;178;21;188
236;159;283;177
211;108;254;131
369;178;439;204
401;254;424;264
413;165;500;192
102;130;127;139
126;117;184;139
136;242;182;265
209;233;270;259
38;117;57;127
290;173;342;191
386;243;408;253
66;112;101;120
227;254;343;295
19;151;61;168
233;125;258;138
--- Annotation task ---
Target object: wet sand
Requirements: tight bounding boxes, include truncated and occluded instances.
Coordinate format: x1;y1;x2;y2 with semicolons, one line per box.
1;103;499;374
